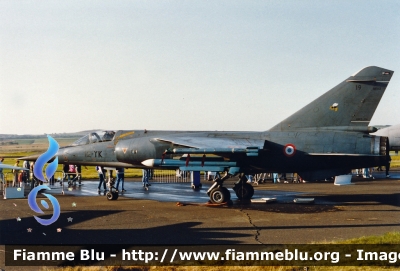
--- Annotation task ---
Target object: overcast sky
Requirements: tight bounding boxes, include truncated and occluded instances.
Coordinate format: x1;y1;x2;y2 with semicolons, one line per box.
1;0;399;135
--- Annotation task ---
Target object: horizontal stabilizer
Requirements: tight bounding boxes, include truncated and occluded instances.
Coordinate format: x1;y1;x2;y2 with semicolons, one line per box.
298;126;378;133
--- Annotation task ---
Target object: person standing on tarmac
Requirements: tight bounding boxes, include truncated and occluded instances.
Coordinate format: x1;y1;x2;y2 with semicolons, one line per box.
23;160;30;185
273;173;279;184
142;169;151;188
0;158;4;185
96;166;107;192
12;160;20;187
115;167;125;192
72;165;86;186
63;164;70;183
30;161;35;190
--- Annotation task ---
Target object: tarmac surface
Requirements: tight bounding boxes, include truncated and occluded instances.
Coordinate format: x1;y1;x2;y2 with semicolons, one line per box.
1;170;400;269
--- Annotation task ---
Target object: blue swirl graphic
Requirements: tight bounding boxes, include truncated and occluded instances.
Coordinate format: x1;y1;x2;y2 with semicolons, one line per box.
41;200;49;209
29;136;60;226
45;156;58;181
34;135;59;182
28;185;60;226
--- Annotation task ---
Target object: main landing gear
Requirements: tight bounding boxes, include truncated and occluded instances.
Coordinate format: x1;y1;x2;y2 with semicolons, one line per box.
207;173;254;204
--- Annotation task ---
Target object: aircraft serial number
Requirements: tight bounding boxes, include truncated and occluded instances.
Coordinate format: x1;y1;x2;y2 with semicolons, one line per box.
85;151;103;158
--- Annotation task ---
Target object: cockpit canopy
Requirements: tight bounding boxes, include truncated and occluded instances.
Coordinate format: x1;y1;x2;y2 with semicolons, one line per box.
71;131;116;146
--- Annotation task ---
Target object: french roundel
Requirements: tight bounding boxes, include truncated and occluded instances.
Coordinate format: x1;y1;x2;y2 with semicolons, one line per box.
283;144;296;157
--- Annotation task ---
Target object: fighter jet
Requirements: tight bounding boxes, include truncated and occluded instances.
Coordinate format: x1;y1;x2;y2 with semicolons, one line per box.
21;66;394;203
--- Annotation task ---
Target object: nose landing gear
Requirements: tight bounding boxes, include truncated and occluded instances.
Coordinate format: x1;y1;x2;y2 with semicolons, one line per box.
106;177;119;200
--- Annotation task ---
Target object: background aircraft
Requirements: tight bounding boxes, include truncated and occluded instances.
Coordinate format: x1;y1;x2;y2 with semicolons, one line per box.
371;123;400;176
21;66;394;203
372;123;400;154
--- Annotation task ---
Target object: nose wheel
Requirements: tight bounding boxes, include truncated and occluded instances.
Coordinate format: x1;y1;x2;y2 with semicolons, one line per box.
106;191;119;200
106;177;119;200
209;187;231;204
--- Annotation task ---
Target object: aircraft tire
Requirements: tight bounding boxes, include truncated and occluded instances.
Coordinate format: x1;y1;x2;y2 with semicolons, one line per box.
106;191;113;200
234;183;254;200
112;192;119;200
210;187;228;204
221;187;231;201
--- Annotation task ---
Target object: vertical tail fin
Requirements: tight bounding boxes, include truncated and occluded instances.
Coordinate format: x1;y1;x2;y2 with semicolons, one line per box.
269;66;394;132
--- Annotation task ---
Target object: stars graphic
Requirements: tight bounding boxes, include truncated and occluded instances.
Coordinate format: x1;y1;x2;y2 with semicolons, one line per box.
27;228;32;233
67;217;73;222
